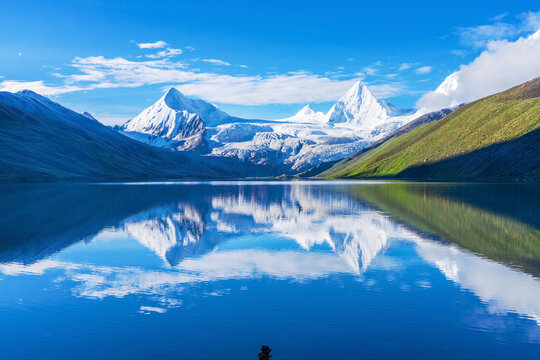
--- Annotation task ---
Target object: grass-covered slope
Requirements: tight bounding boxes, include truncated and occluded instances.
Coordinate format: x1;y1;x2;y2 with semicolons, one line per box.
322;77;540;181
0;102;220;181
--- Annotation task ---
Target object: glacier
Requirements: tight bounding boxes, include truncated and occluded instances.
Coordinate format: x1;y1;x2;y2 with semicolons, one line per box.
120;81;423;174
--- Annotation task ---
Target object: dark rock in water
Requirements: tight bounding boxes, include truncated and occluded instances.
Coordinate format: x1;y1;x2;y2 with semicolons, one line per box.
258;345;272;359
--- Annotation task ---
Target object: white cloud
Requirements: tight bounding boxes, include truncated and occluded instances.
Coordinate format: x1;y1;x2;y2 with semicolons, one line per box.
137;40;167;49
418;29;540;111
451;49;466;56
415;66;432;74
324;67;345;77
457;23;518;48
367;83;406;98
1;48;408;106
519;11;540;33
202;59;231;66
176;74;358;105
68;56;194;89
362;61;384;76
489;13;508;22
456;11;540;48
68;69;106;82
146;48;183;59
1;54;365;105
398;63;411;71
0;80;84;95
363;66;377;76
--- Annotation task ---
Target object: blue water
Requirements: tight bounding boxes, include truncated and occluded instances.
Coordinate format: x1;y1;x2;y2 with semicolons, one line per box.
0;181;539;359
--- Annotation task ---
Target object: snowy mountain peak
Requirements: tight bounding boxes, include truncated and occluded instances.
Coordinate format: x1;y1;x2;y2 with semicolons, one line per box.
298;104;315;116
343;80;365;100
435;72;460;96
325;80;417;136
82;112;98;122
17;89;41;96
165;87;182;96
342;81;379;111
0;89;90;126
121;87;231;143
158;87;229;124
285;104;327;123
15;89;57;106
327;81;388;127
162;87;190;109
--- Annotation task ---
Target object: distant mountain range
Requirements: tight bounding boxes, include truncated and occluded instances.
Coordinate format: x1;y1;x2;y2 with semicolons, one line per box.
321;77;540;181
1;75;538;181
118;81;421;173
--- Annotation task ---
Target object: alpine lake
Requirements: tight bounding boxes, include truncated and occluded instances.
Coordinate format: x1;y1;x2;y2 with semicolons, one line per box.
1;181;539;359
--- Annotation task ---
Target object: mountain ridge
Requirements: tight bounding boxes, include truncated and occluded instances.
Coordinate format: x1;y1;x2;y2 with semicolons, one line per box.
118;81;421;173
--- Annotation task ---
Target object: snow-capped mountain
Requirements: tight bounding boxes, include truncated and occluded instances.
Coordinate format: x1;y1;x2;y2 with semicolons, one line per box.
82;111;98;122
119;81;422;173
121;87;234;151
416;71;463;112
285;104;327;123
328;81;391;126
122;88;227;138
435;71;460;96
326;81;416;138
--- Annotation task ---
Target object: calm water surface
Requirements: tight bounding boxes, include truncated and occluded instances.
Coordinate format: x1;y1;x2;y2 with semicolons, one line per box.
1;181;539;359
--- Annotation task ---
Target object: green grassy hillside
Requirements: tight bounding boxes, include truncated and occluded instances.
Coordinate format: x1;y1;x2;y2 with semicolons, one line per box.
322;77;540;181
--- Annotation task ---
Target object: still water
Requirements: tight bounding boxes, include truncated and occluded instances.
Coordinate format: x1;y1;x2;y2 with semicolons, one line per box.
1;181;539;359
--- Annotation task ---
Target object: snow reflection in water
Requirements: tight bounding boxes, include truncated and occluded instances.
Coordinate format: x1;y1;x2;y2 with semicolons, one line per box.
0;182;539;358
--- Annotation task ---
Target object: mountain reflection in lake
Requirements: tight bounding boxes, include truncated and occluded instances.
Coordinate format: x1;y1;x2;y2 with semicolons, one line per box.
0;181;539;359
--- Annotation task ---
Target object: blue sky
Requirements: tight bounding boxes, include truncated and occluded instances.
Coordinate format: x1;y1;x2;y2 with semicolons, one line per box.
0;0;539;124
